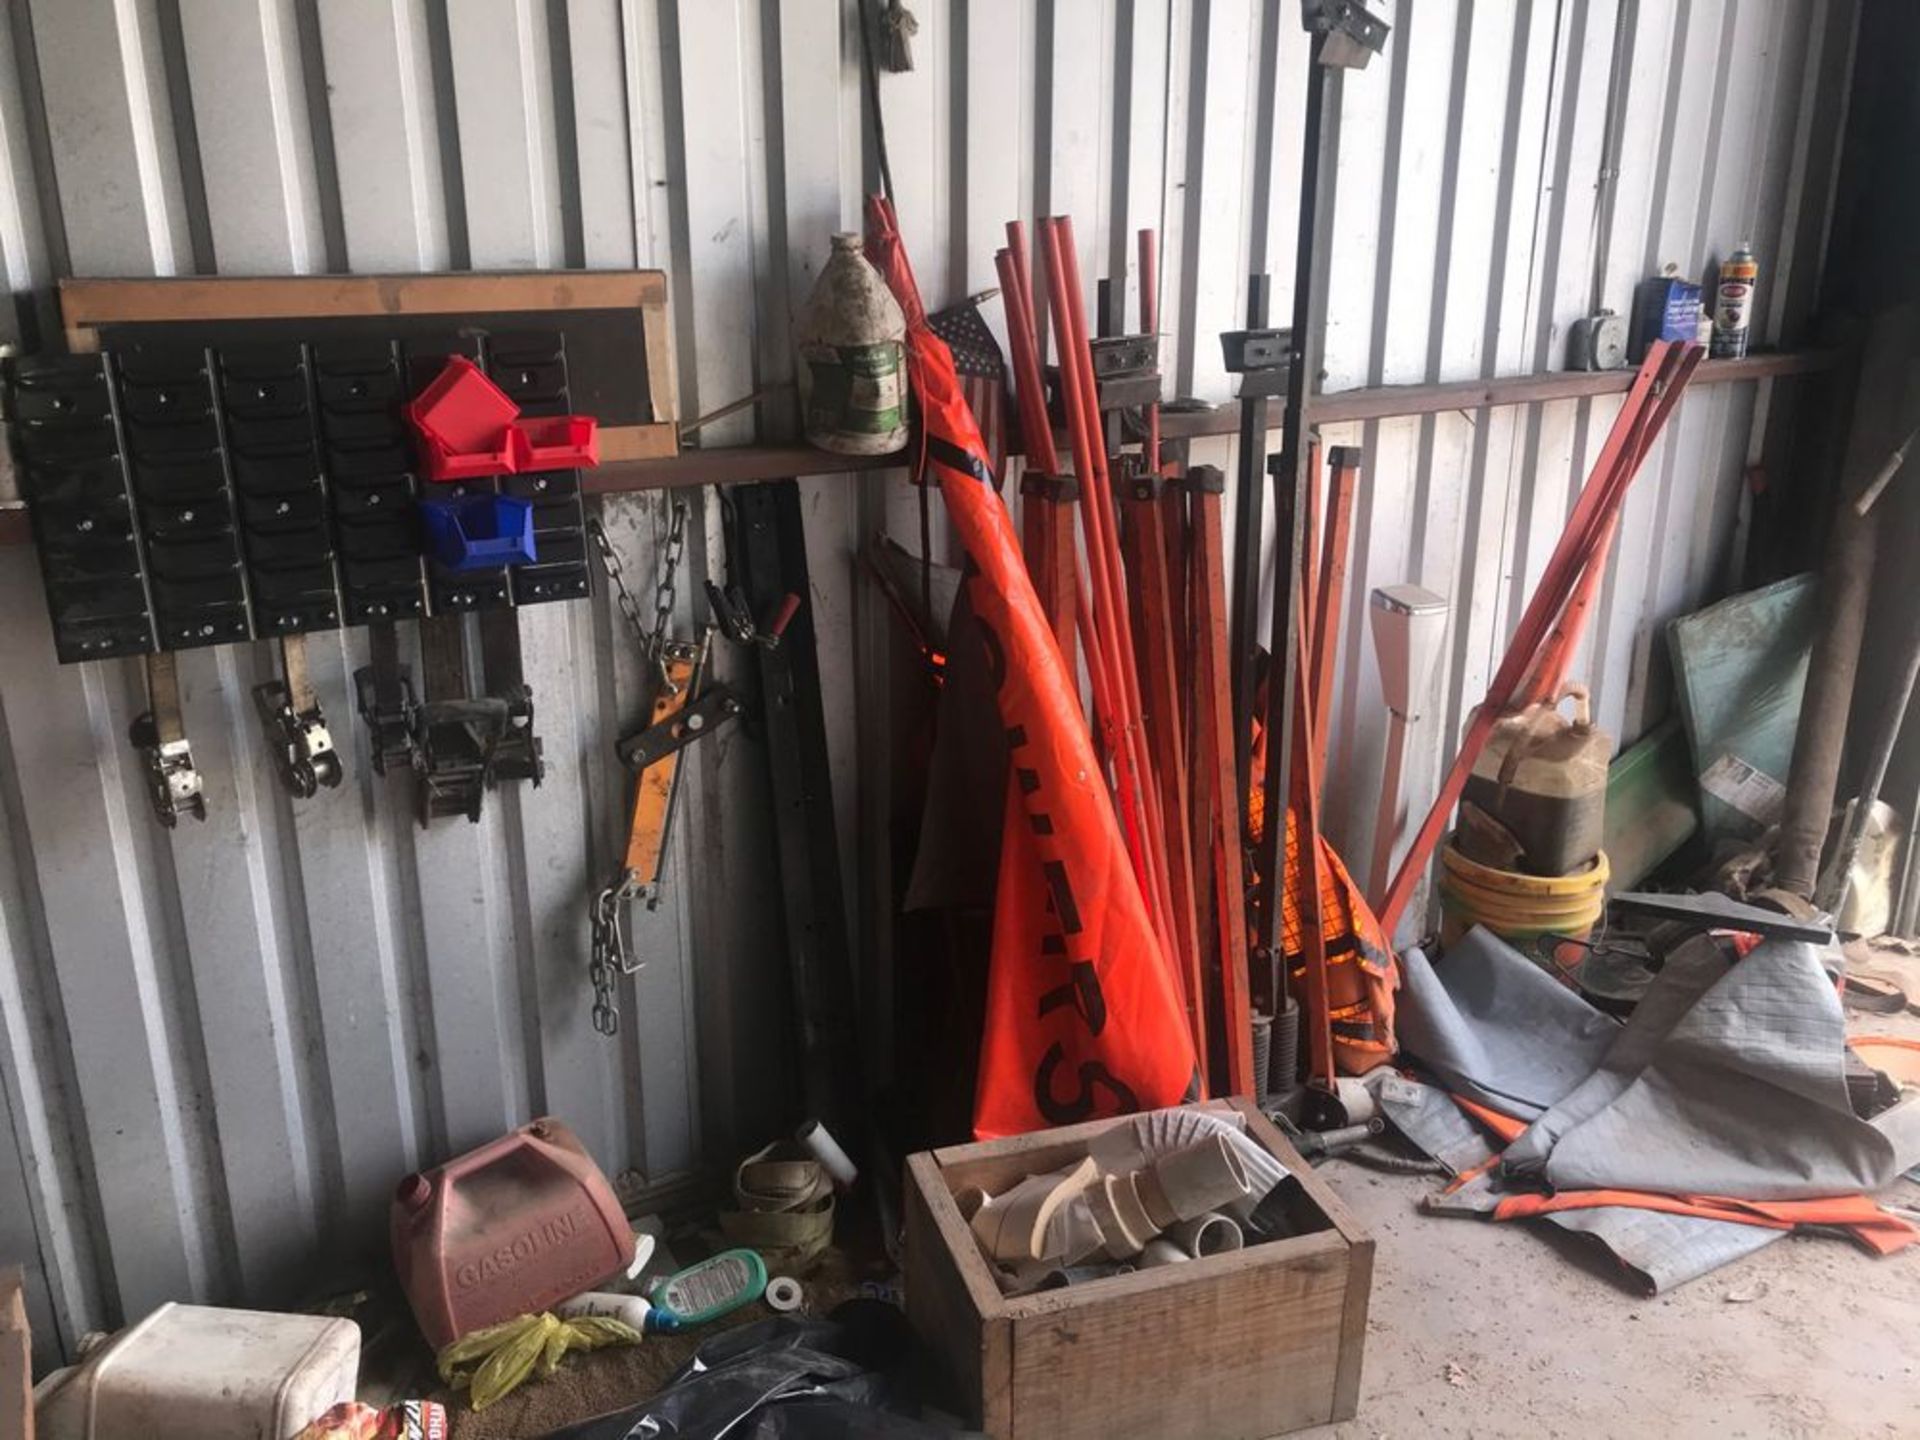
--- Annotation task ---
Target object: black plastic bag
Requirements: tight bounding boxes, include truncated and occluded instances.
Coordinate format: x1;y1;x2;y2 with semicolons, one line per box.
542;1305;958;1440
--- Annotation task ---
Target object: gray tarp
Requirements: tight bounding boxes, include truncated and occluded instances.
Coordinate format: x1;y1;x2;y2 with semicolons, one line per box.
1385;927;1920;1292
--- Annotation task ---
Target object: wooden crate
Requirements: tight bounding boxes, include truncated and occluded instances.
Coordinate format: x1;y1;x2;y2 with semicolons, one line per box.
904;1099;1372;1440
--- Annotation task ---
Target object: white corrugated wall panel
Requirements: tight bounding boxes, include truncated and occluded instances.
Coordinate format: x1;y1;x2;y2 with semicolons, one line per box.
0;0;1854;1367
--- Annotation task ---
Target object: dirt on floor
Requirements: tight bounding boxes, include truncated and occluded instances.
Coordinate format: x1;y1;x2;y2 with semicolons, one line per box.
440;1247;876;1439
1296;1158;1920;1440
1299;995;1920;1440
431;995;1920;1438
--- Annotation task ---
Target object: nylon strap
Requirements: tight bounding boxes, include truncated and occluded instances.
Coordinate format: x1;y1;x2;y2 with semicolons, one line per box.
145;652;185;745
280;632;316;715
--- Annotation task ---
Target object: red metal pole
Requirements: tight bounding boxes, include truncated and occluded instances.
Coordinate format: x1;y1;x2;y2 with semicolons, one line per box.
1041;219;1179;987
998;242;1077;679
1378;341;1701;934
1311;446;1360;778
1188;469;1256;1096
1053;223;1197;1067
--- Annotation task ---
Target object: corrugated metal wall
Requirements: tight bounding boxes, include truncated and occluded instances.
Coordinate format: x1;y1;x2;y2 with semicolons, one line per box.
0;0;1855;1368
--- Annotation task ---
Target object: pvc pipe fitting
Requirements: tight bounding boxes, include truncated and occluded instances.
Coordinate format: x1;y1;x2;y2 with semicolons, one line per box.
1088;1174;1151;1259
794;1118;859;1192
1134;1168;1179;1231
1139;1238;1190;1268
1167;1211;1244;1258
1150;1133;1251;1222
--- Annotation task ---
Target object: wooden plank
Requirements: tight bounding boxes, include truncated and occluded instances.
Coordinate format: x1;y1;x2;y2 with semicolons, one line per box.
1330;1208;1375;1423
905;1151;1011;1429
597;422;681;463
1001;1237;1347;1440
60;270;668;330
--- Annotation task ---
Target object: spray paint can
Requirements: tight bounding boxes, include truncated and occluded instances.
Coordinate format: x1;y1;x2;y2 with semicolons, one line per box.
1711;243;1758;359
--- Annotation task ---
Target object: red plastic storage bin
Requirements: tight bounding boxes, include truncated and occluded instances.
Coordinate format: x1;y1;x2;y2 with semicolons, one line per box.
391;1117;634;1350
415;431;515;483
407;357;518;481
510;414;600;470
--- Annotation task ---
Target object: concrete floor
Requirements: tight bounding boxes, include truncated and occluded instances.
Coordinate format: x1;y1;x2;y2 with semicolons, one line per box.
1302;995;1920;1440
1302;1160;1920;1439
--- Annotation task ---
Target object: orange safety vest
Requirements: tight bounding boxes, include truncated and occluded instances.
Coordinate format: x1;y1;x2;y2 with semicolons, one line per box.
1248;776;1400;1075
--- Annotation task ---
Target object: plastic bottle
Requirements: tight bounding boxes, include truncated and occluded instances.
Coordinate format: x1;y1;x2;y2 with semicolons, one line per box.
646;1249;768;1328
795;233;909;455
1711;243;1758;359
554;1290;657;1333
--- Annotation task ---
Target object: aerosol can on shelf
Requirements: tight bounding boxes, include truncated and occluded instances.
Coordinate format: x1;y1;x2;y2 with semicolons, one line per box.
796;233;909;455
1711;243;1759;359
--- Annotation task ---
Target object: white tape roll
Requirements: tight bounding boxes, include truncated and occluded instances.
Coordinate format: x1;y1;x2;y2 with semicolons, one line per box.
765;1275;805;1312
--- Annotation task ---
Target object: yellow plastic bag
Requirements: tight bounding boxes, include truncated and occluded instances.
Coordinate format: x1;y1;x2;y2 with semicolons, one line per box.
436;1312;642;1412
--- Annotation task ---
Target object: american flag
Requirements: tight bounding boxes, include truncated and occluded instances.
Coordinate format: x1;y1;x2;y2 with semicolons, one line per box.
928;292;1010;488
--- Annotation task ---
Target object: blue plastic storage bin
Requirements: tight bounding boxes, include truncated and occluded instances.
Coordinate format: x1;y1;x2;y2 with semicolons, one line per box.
419;495;537;571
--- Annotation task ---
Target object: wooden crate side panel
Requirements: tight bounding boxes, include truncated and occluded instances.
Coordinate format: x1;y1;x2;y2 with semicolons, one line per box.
906;1153;1011;1429
1332;1233;1376;1422
1005;1244;1351;1440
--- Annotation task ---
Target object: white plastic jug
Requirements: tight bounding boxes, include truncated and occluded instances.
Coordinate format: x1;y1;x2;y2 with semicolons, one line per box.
34;1302;359;1440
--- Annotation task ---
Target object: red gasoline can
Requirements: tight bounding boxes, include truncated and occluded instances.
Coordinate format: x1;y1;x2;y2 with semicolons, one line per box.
391;1118;634;1349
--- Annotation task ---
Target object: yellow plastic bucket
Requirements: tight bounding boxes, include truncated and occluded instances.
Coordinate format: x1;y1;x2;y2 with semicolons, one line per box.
1438;839;1609;949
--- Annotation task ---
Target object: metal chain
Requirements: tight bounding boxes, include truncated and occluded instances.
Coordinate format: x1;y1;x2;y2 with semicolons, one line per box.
587;511;655;653
586;497;690;1036
588;497;688;686
648;498;688;664
590;886;623;1035
592;882;653;1035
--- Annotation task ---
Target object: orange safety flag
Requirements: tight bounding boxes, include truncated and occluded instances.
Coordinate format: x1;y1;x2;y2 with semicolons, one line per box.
863;196;1198;1138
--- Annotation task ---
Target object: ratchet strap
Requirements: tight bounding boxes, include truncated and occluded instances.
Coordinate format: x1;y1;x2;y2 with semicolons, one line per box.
146;651;185;746
279;632;317;714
